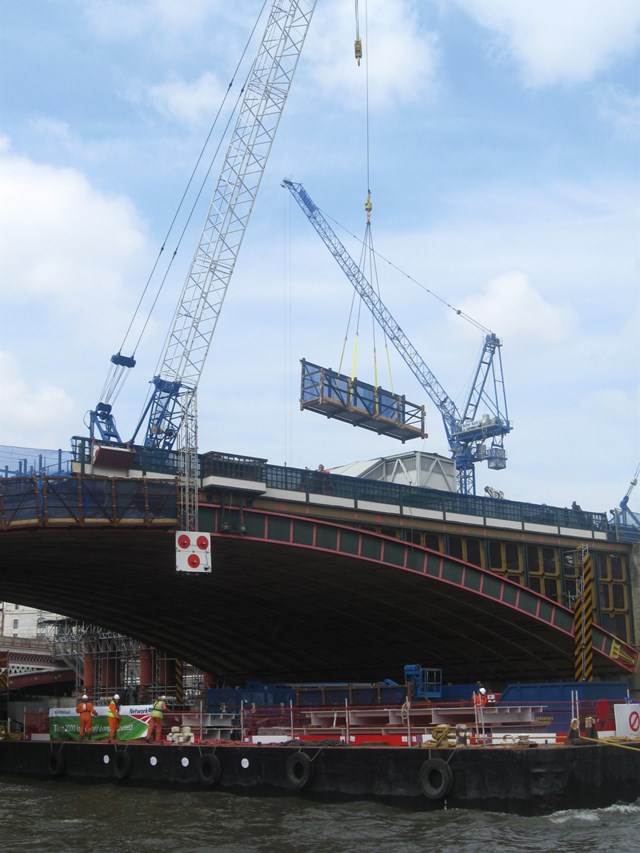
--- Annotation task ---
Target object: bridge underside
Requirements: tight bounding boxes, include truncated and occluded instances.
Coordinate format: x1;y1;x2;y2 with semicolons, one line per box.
0;521;630;687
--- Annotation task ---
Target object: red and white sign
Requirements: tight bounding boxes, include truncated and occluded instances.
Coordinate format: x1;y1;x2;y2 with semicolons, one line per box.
613;703;640;738
175;531;211;573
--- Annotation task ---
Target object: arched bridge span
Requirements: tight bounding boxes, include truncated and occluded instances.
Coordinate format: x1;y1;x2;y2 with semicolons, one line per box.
0;491;635;684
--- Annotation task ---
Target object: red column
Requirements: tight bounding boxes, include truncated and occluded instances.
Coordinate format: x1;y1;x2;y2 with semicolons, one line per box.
157;653;175;693
83;653;95;695
139;648;153;701
103;656;116;695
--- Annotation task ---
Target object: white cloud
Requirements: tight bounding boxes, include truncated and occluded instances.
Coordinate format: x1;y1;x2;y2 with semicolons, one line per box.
453;0;640;86
145;72;228;125
0;352;75;447
0;146;147;312
458;270;577;346
0;141;160;443
306;0;439;109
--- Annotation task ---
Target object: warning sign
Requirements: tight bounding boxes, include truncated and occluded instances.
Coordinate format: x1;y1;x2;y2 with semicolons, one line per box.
613;704;640;738
175;530;212;573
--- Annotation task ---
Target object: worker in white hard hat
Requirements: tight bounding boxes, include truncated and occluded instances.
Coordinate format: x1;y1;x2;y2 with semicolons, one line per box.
76;692;98;742
146;695;168;743
474;686;488;707
107;693;121;743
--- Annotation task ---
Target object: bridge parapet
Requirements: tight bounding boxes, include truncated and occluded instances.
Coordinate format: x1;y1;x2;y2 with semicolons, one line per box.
1;441;614;539
0;475;177;531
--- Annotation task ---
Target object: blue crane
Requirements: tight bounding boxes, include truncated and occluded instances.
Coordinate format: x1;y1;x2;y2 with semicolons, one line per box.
283;179;512;496
614;463;640;537
89;1;316;453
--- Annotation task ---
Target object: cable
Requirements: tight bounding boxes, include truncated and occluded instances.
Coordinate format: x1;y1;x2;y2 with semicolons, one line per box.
322;207;493;336
98;1;270;407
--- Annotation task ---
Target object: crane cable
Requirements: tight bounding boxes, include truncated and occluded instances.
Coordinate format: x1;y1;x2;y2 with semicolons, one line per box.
98;0;271;409
322;206;494;336
346;0;395;400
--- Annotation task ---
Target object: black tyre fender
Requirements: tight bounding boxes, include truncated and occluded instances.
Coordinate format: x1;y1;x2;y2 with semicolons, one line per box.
285;751;314;790
198;753;221;787
114;750;133;780
419;758;453;800
48;751;65;777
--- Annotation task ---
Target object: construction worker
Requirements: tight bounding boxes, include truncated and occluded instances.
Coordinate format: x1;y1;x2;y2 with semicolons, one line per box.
76;693;98;742
146;695;168;743
474;687;488;707
107;694;121;742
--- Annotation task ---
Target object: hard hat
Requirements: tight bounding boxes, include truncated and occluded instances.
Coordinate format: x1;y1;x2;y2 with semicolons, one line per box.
113;694;120;700
160;695;167;701
479;687;487;695
82;694;88;700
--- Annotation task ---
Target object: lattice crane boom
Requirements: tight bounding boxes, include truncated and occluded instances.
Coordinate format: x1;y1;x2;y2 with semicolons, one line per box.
283;178;512;495
90;1;316;450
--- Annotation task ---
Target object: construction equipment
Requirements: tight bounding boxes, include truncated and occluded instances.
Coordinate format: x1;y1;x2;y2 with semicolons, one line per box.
283;179;511;495
611;463;640;540
89;1;317;456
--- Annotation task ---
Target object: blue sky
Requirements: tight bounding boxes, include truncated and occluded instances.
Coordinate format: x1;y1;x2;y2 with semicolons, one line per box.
1;0;638;514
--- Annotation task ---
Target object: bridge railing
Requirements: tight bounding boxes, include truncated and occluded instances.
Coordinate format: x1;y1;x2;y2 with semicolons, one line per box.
263;464;609;535
1;445;74;478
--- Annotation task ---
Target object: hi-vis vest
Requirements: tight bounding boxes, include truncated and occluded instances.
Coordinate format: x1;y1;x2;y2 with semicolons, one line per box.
151;700;164;719
107;702;118;718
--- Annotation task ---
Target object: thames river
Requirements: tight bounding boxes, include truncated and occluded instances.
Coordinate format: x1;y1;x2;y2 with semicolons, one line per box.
2;777;640;852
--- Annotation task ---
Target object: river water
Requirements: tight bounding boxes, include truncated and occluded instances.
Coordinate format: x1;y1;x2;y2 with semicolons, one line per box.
2;777;640;852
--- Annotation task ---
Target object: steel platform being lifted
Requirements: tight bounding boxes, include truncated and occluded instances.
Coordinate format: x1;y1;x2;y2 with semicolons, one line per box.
300;359;426;442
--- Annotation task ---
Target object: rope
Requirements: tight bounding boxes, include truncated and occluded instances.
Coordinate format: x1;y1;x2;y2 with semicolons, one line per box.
579;735;640;753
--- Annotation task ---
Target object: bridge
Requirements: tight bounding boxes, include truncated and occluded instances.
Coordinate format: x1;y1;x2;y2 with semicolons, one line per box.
1;453;637;687
0;637;74;691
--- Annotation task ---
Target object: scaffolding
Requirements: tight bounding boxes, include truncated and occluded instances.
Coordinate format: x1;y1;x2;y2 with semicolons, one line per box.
45;619;204;705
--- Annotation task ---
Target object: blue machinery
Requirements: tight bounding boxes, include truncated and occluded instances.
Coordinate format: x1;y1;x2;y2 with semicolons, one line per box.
404;665;443;700
283;179;512;496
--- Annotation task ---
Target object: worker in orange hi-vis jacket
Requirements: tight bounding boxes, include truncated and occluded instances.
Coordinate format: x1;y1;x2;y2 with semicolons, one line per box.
76;693;98;741
107;694;121;742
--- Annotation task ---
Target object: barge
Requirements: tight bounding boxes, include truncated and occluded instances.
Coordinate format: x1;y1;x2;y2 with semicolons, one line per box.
2;689;640;815
1;737;640;815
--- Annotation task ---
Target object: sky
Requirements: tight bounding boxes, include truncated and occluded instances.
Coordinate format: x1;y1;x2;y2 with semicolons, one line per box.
0;0;638;516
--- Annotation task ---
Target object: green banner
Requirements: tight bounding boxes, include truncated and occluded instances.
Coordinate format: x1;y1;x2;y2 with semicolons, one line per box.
49;711;150;742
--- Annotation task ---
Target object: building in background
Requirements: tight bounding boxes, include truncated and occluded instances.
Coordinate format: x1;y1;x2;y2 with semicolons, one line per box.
0;603;64;639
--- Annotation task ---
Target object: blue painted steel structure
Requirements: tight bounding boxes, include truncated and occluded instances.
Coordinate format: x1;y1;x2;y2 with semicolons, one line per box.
283;179;512;496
